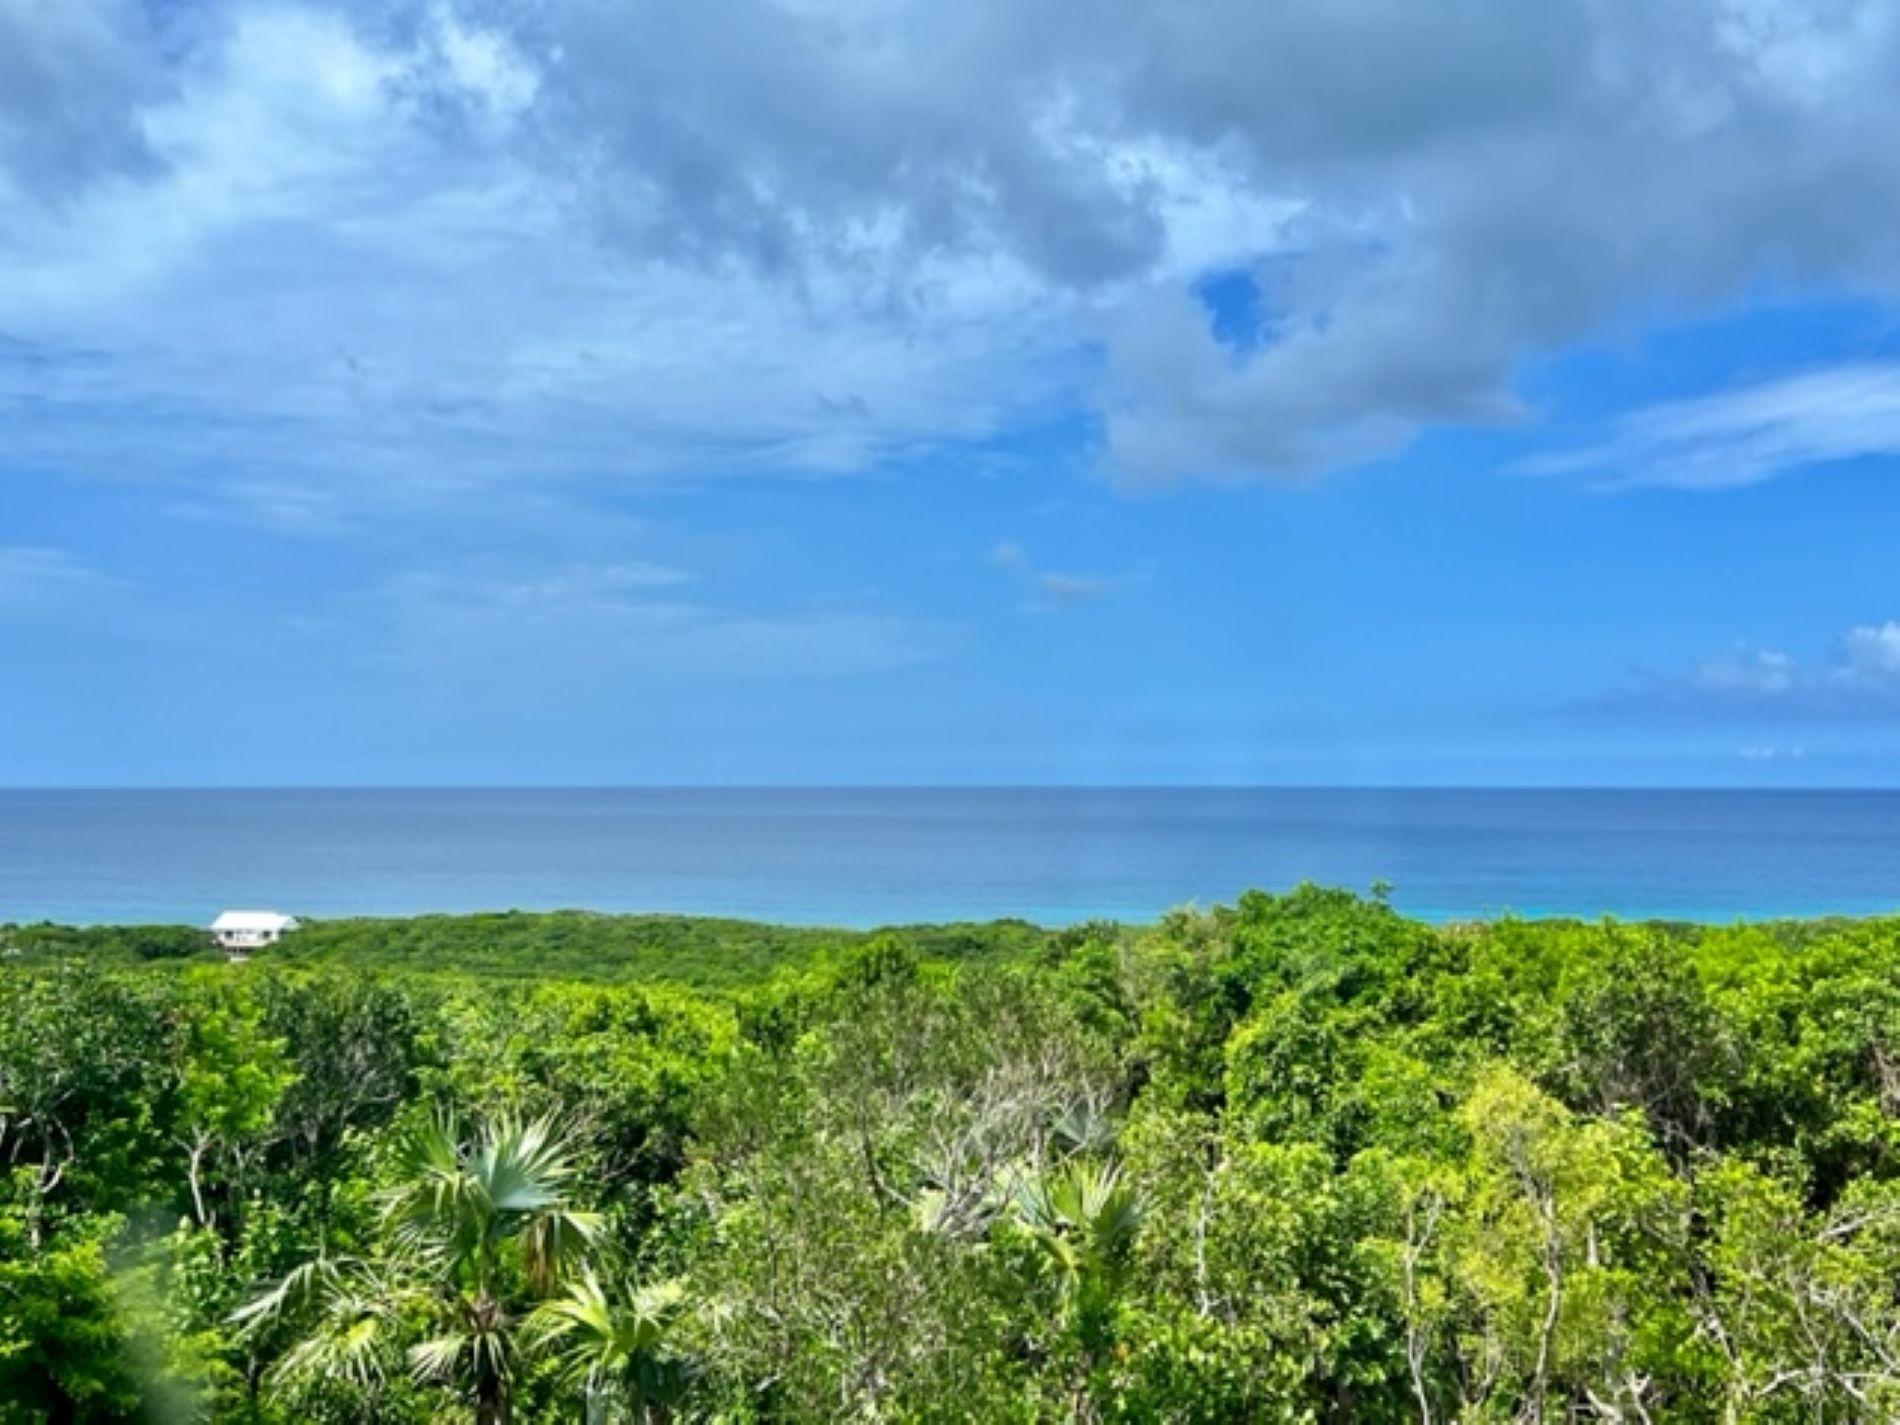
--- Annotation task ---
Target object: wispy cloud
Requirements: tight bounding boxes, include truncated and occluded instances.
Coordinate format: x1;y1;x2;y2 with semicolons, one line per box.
0;546;111;611
375;561;945;679
1523;363;1900;491
992;540;1121;611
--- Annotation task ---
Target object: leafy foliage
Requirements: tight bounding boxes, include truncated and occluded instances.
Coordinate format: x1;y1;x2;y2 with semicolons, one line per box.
9;887;1900;1420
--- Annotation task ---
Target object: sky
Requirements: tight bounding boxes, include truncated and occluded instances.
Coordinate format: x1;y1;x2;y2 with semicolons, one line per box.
5;0;1900;786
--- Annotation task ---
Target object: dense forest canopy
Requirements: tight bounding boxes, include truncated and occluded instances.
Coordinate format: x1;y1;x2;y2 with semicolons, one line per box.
0;911;1048;987
6;888;1900;1421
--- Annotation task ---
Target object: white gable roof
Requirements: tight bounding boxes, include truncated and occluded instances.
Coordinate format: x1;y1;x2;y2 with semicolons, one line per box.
210;910;299;933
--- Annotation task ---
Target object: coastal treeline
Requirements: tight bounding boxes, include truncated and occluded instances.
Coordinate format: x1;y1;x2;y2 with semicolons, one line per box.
6;889;1900;1421
3;910;1045;987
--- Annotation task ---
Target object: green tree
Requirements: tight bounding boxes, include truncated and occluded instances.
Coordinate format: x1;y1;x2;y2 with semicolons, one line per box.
1692;1160;1900;1420
0;1195;145;1423
0;969;172;1243
173;984;298;1231
1550;927;1736;1159
1430;1066;1692;1422
238;1112;601;1425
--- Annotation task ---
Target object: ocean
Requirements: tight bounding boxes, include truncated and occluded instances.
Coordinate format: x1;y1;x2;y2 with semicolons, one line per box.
3;787;1899;928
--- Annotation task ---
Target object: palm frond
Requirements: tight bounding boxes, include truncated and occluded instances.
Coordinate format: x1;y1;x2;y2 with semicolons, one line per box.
527;1269;613;1342
380;1110;492;1260
257;1110;606;1419
527;1269;689;1400
407;1330;471;1385
1011;1159;1145;1295
481;1113;581;1208
230;1255;350;1331
265;1274;401;1397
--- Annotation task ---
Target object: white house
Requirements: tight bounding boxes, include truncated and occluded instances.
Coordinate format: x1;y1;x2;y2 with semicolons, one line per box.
210;910;300;956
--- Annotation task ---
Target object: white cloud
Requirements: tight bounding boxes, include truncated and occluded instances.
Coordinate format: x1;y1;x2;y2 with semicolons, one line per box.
433;9;538;119
0;4;1089;526
1739;743;1806;761
8;0;1900;497
1524;363;1900;490
1839;620;1900;682
1691;646;1800;695
1604;621;1900;716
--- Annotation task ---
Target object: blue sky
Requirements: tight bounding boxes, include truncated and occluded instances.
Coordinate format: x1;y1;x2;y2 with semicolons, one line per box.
6;0;1900;786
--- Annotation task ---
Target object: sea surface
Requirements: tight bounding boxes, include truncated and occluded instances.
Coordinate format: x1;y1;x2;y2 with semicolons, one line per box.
3;787;1900;928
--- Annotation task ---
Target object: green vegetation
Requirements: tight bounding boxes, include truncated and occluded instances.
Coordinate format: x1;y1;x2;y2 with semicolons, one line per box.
8;887;1900;1420
1;911;1047;986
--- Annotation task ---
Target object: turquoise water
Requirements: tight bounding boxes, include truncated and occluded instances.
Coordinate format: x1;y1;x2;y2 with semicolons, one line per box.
3;788;1899;927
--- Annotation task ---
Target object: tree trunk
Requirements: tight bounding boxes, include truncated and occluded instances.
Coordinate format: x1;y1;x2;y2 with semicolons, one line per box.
186;1133;214;1229
475;1367;512;1425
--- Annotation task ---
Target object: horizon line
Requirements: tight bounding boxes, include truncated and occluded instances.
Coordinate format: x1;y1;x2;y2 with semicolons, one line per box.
5;783;1900;795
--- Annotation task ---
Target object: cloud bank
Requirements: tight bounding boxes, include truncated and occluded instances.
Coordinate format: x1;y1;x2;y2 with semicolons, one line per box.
5;0;1900;504
1599;621;1900;719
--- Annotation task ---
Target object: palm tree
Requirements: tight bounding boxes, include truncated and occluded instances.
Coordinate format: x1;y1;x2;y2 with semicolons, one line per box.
1010;1158;1145;1419
1011;1158;1144;1315
231;1255;410;1413
237;1112;602;1425
527;1269;690;1424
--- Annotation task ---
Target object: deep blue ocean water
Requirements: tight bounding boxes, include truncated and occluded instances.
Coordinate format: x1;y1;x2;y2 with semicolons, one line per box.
3;788;1900;928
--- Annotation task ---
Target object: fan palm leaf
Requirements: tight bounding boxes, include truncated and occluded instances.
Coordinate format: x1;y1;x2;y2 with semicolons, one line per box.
528;1269;690;1421
239;1111;611;1421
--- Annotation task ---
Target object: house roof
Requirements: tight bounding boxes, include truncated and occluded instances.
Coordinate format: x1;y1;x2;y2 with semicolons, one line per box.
210;910;299;932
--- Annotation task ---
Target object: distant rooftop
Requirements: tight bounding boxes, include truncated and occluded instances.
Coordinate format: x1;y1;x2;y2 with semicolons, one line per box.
210;910;299;932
